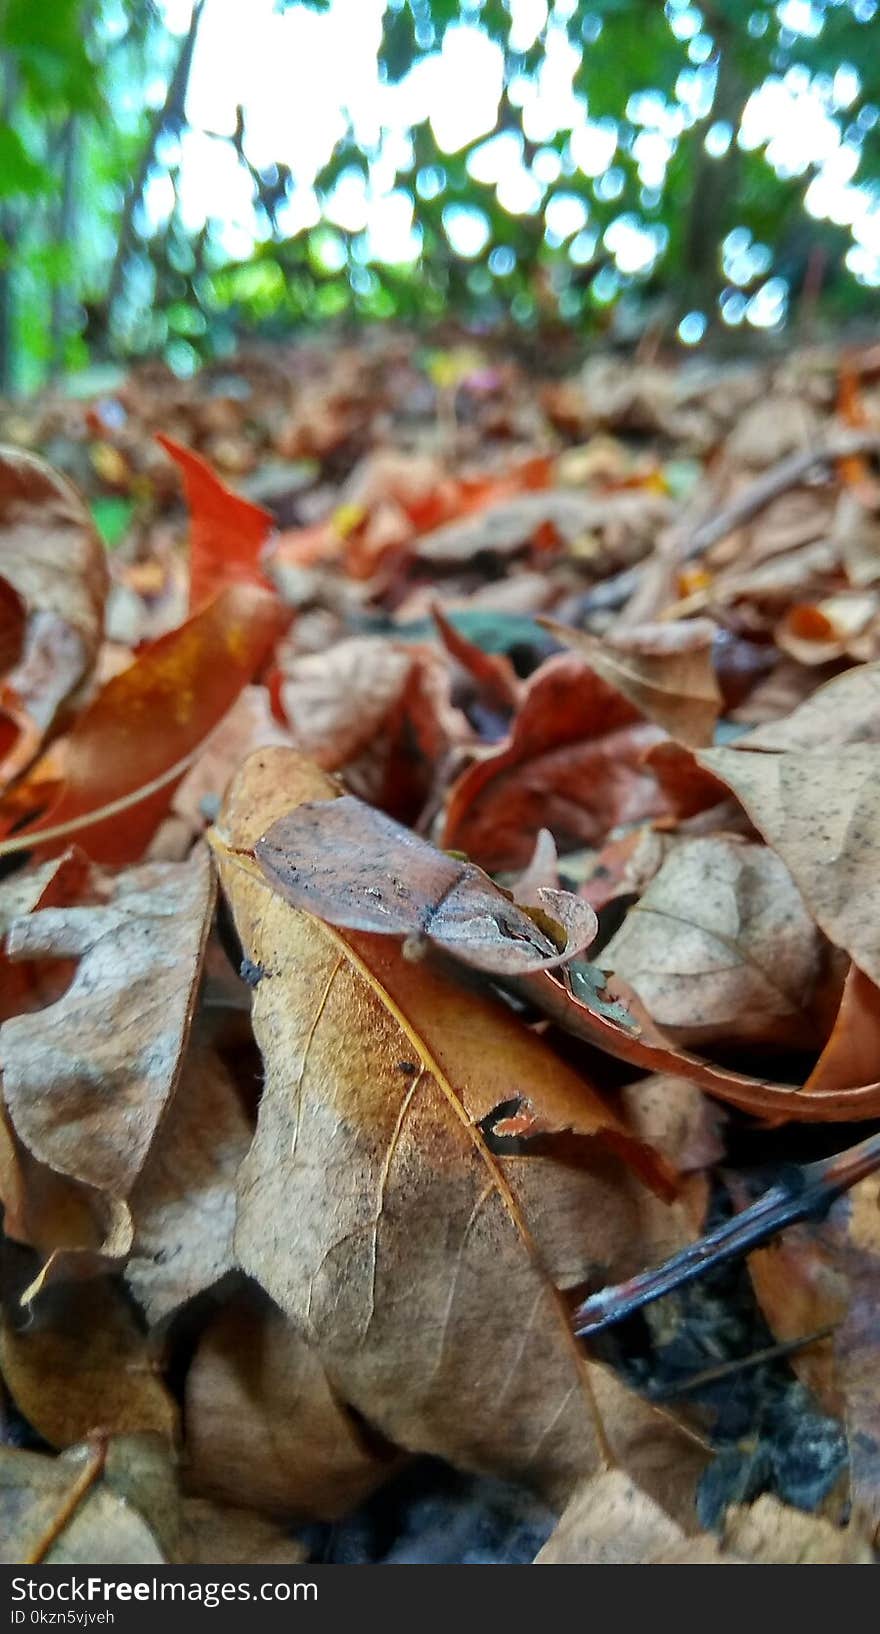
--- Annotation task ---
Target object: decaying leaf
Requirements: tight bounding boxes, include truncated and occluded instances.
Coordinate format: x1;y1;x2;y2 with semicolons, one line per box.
157;433;275;610
0;1279;177;1448
698;745;880;989
211;747;689;1502
535;1471;873;1565
0;448;109;782
254;792;599;977
7;584;284;864
0;1439;167;1566
600;836;825;1049
125;1042;253;1326
185;1294;392;1521
542;617;722;747
0;850;214;1273
443;654;669;870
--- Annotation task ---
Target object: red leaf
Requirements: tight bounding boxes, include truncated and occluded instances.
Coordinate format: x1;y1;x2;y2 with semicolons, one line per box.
9;584;286;865
157;434;275;610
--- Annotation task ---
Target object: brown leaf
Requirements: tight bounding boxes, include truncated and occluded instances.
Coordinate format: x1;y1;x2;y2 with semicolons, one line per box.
443;654;669;870
698;745;880;989
6;583;284;865
274;634;468;823
0;448;109;784
182;1499;308;1566
535;1472;872;1564
600;836;825;1049
0;1280;177;1449
125;1043;253;1326
211;747;685;1501
804;963;880;1094
255;793;599;977
748;1173;880;1533
185;1295;392;1521
744;660;880;751
542;617;722;748
416;489;670;565
0;848;92;1022
0;1440;167;1565
0;850;214;1259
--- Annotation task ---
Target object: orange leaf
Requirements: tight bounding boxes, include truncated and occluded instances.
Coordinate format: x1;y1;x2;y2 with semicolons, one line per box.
157;435;275;610
8;585;285;865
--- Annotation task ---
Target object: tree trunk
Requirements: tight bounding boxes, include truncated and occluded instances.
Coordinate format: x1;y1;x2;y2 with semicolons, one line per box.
679;16;747;321
104;0;205;344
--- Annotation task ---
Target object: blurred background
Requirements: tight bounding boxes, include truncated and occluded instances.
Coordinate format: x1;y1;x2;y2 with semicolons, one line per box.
3;0;880;393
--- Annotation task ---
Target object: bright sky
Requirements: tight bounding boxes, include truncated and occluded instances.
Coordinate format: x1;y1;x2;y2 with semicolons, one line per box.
149;0;880;335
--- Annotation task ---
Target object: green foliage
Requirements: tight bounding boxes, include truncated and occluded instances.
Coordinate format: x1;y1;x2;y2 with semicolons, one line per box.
1;0;880;392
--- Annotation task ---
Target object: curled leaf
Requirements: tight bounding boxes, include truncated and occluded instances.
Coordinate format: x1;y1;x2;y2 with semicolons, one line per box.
254;793;598;977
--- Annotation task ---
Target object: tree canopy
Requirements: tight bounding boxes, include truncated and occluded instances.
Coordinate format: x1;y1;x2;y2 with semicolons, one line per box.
3;0;880;390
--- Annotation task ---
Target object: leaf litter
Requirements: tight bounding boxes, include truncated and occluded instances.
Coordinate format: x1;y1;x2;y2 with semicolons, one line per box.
5;334;880;1561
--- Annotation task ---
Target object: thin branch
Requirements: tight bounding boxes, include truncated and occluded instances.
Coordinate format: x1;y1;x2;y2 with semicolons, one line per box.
105;0;205;334
573;1129;880;1338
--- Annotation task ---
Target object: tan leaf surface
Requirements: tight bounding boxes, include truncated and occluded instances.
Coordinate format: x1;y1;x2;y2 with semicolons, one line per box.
0;448;109;781
185;1295;393;1521
211;747;686;1503
0;849;215;1208
698;746;880;988
535;1472;872;1564
543;617;722;747
125;1043;253;1326
182;1499;308;1566
601;836;824;1048
0;1280;177;1448
0;1441;167;1566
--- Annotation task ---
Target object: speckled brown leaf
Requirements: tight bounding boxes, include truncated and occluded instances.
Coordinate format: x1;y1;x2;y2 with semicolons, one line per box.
0;850;214;1259
255;793;598;977
698;745;880;989
211;747;692;1503
600;836;825;1049
542;617;722;748
0;448;109;784
745;661;880;751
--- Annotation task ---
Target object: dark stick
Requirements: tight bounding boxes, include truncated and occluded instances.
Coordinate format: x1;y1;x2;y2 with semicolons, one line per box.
573;1129;880;1338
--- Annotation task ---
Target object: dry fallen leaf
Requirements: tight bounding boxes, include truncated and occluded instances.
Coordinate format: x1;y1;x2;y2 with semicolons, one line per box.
185;1294;392;1521
6;583;285;865
0;447;108;783
0;1279;177;1448
443;654;669;870
0;1439;167;1566
535;1470;873;1564
600;835;825;1049
542;617;722;748
0;850;214;1284
210;746;693;1504
254;792;599;977
157;433;275;610
698;745;880;990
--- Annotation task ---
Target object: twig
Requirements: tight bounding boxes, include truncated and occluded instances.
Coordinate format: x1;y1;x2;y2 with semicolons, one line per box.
683;427;880;557
575;427;880;620
573;1129;880;1338
651;1325;836;1400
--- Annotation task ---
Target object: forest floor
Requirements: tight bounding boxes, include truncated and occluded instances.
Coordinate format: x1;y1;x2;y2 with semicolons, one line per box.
2;328;880;1564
